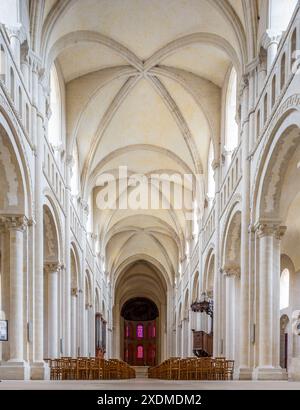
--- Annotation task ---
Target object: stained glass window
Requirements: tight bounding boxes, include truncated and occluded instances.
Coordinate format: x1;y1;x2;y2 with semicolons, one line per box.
136;324;144;338
152;323;156;338
125;324;130;338
137;345;144;359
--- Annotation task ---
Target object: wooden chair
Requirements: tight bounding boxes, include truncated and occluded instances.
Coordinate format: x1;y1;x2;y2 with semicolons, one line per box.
224;360;234;380
187;357;197;380
214;358;226;380
76;357;90;380
179;359;188;380
201;358;213;380
170;357;181;380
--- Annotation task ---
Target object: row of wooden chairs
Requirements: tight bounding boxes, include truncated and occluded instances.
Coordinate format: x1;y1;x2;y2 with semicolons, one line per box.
44;357;136;380
148;357;234;380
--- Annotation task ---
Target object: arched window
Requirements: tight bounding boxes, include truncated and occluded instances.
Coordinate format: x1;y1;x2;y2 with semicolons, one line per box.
207;140;215;200
18;86;22;117
136;324;144;339
10;67;14;100
280;268;290;310
271;75;276;107
263;93;268;125
70;144;79;196
225;67;238;159
137;345;144;359
291;29;297;71
48;65;61;147
280;53;286;91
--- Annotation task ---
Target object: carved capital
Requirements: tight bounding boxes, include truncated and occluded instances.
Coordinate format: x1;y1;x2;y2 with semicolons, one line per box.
221;265;241;278
71;287;78;297
0;215;28;232
44;261;60;273
256;222;286;239
274;225;287;240
261;30;282;49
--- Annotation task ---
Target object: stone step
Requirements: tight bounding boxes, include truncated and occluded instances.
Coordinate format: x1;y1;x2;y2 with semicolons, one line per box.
133;366;149;378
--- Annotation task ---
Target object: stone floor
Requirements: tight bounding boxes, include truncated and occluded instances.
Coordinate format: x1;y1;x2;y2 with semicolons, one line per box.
0;379;300;390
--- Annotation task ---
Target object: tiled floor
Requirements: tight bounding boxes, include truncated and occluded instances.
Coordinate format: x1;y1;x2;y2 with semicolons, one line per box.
0;379;300;390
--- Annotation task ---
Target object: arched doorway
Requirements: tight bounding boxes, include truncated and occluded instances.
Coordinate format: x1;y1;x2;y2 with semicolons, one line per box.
121;297;159;366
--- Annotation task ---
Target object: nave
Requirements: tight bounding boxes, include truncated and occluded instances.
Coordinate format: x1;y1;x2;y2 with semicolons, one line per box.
1;0;300;385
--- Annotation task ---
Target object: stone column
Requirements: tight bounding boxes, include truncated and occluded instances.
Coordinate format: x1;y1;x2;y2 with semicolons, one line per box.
239;72;253;379
0;216;30;380
262;31;282;72
71;288;78;357
30;53;49;379
181;317;189;357
253;223;287;380
44;262;60;358
8;216;26;361
8;26;21;67
222;267;240;363
64;159;72;356
212;160;221;356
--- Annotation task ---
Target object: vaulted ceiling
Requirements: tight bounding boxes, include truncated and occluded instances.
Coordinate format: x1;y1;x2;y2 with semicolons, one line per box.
40;0;250;287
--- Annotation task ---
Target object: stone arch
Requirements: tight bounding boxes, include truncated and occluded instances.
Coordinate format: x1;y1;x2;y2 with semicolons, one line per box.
43;203;59;263
192;271;199;302
113;258;168;362
70;242;80;291
70;243;80;357
250;107;300;376
112;254;172;293
221;202;242;275
203;247;215;294
43;193;63;263
0;114;32;368
0;117;31;216
252;107;300;223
